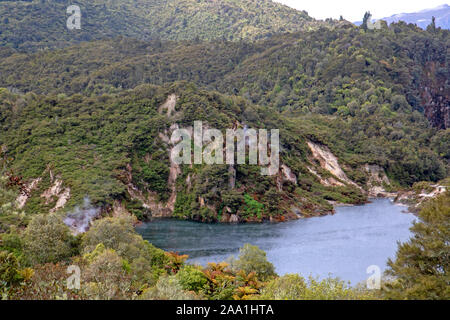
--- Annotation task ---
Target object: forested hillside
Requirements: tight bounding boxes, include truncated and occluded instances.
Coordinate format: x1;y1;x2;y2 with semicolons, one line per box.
0;1;448;223
0;0;314;51
0;0;449;302
1;22;448;219
1;21;448;125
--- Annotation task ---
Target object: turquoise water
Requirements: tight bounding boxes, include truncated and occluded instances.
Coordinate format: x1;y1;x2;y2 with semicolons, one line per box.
136;198;416;285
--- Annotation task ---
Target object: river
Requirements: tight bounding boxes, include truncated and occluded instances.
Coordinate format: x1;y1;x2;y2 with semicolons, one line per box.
136;198;416;285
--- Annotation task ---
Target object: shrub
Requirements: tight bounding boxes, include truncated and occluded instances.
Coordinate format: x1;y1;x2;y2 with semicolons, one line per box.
23;213;75;265
176;265;208;292
0;250;22;286
260;274;306;299
81;216;139;259
139;275;197;300
230;244;276;281
83;248;132;300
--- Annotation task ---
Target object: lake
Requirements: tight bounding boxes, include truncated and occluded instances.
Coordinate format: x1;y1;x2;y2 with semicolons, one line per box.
136;198;416;285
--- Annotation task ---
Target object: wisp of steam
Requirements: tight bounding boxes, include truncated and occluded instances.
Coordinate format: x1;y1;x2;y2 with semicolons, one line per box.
64;197;100;234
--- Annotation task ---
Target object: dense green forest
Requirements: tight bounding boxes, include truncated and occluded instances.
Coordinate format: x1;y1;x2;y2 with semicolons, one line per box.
0;0;314;51
0;82;371;224
0;20;448;222
0;0;448;301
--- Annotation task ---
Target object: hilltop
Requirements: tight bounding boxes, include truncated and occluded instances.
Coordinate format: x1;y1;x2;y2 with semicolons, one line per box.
0;0;315;51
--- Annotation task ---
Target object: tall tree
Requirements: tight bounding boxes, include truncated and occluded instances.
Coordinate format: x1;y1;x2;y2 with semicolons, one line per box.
383;192;450;299
362;11;372;31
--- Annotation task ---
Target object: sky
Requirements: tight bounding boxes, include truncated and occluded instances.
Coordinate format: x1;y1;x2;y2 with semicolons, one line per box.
276;0;448;22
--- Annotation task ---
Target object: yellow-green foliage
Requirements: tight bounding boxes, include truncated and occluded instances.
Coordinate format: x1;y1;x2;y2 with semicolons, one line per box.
0;0;314;51
83;248;132;300
139;275;198;300
23;213;76;265
260;274;378;300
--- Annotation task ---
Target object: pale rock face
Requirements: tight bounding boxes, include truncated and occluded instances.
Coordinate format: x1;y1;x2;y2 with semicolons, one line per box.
307;166;344;187
124;114;182;218
281;164;297;185
111;200;131;218
307;141;357;187
41;179;71;213
16;178;41;209
51;187;71;213
364;164;395;198
418;185;447;199
41;179;63;204
229;165;236;189
395;184;447;209
158;94;177;117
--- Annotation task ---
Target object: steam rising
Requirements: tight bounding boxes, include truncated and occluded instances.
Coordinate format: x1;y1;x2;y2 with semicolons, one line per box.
64;197;100;234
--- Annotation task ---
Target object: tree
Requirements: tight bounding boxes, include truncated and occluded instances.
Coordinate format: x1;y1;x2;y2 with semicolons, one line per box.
83;248;132;300
362;12;371;31
427;16;436;33
82;217;169;287
261;274;376;300
383;192;450;299
24;213;76;265
230;244;276;281
82;216;139;259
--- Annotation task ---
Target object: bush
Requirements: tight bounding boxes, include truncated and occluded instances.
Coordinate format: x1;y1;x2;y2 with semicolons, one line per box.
82;217;170;288
230;244;276;281
81;216;139;259
23;213;76;265
83;248;132;300
139;275;198;300
176;265;208;292
0;250;21;286
300;277;374;300
260;274;306;299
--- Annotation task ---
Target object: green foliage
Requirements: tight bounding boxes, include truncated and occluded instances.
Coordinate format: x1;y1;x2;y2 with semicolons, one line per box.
140;275;197;300
83;248;133;300
261;274;378;300
259;274;307;299
230;244;276;281
173;191;195;219
0;22;447;221
202;262;238;300
383;191;450;299
241;193;264;219
299;277;377;300
0;0;448;301
0;0;314;51
176;265;208;293
23;213;76;265
0;226;23;257
82;216;169;288
0;250;22;286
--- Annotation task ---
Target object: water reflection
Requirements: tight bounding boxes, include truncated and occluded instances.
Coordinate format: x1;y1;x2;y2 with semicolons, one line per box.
136;198;416;284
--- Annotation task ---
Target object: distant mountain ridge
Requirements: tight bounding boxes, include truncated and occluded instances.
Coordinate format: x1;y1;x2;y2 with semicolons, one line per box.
382;4;450;29
355;4;450;29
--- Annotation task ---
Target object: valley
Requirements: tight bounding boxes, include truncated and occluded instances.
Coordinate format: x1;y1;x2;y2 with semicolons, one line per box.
0;0;448;301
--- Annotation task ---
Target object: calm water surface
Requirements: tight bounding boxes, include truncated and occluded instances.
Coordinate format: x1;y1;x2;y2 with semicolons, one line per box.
136;198;416;284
